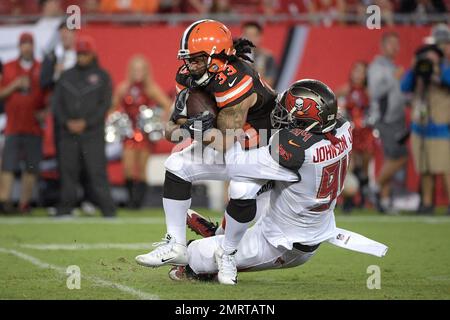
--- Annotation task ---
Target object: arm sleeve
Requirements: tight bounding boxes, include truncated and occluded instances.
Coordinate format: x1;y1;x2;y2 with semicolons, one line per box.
86;73;112;129
400;69;415;93
40;53;56;90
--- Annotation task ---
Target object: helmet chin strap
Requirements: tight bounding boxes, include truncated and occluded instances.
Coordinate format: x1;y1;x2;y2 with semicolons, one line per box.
304;121;319;132
194;72;211;86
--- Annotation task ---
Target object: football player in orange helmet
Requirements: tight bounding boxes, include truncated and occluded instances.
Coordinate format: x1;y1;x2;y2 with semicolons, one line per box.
136;19;279;285
177;19;236;84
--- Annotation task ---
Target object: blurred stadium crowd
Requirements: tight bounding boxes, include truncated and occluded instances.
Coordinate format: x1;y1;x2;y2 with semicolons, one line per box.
0;0;449;24
0;0;449;217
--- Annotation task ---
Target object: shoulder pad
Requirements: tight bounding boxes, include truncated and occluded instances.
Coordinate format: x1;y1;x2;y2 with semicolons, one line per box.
269;129;305;177
269;128;323;175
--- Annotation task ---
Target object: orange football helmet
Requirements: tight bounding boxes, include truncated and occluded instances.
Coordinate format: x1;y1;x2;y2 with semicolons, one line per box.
178;19;235;73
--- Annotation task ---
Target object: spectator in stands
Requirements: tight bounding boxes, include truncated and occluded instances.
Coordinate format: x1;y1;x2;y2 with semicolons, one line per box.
112;55;171;209
158;0;183;13
398;0;448;23
210;0;232;14
373;0;395;26
399;0;447;15
52;36;116;217
99;0;159;14
0;33;46;214
0;0;42;16
181;0;212;13
272;0;308;15
39;0;64;17
241;21;278;87
400;27;450;215
62;0;99;13
340;0;368;25
337;61;373;212
83;0;100;13
367;31;408;214
305;0;346;26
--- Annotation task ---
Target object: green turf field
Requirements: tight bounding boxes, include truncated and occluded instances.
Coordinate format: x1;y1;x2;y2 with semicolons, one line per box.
0;208;449;300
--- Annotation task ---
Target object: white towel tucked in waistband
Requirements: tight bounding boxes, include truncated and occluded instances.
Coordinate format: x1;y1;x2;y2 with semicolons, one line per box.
327;227;388;257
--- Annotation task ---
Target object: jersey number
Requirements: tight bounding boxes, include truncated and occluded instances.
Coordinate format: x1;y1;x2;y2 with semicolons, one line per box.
216;65;238;85
311;155;348;212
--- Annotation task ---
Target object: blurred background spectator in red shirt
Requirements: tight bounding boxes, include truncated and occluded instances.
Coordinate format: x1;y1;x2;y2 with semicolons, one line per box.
0;32;46;214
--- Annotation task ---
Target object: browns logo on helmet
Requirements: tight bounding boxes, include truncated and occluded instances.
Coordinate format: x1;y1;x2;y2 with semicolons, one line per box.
271;79;338;134
178;20;235;84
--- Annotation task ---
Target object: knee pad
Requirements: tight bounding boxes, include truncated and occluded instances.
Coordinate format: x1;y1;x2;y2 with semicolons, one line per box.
226;198;257;223
163;171;192;200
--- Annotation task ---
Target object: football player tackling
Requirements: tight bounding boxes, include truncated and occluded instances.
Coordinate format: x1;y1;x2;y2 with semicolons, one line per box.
169;80;388;282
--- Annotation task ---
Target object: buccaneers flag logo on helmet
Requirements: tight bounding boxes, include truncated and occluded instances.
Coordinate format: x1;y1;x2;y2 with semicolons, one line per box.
285;92;323;125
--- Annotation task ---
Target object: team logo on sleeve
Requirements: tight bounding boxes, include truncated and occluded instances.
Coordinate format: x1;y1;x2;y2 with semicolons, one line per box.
278;144;292;161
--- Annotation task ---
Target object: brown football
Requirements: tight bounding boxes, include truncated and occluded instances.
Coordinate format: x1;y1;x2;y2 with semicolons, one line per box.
186;88;218;120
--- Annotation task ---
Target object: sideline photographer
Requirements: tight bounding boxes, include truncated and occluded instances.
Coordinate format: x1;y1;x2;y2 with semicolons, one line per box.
401;25;450;215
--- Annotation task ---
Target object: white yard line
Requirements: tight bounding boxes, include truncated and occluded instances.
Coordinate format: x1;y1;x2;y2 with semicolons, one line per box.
0;217;167;225
0;215;449;225
20;243;152;250
0;247;159;300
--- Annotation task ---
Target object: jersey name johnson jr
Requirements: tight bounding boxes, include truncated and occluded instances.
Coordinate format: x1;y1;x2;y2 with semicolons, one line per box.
313;127;353;163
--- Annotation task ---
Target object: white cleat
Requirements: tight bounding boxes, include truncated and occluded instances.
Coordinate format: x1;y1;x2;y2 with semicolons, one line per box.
135;234;188;268
215;246;238;285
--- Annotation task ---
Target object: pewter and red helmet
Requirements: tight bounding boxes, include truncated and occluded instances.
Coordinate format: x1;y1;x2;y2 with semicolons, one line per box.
271;79;338;133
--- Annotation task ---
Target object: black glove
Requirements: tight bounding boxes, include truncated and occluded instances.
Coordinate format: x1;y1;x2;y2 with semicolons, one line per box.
180;111;215;138
170;88;189;123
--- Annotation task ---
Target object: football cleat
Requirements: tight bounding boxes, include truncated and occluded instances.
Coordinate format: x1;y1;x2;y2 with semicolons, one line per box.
135;234;187;267
214;246;238;285
186;209;218;238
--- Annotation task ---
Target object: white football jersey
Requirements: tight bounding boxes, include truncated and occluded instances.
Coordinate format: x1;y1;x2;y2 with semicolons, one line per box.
261;119;353;248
